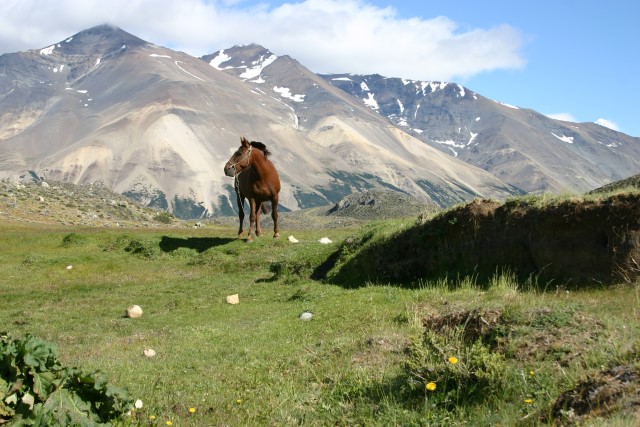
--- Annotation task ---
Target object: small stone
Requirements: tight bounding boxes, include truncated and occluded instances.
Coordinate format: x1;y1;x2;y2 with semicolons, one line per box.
143;348;156;357
226;294;239;305
319;237;332;244
299;311;313;321
66;265;73;270
126;305;143;318
288;235;299;243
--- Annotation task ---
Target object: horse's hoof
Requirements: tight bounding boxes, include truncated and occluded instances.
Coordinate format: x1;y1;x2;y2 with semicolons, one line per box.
246;237;254;243
273;233;280;238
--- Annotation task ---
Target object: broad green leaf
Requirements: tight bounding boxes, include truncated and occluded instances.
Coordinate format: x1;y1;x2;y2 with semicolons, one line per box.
32;370;57;400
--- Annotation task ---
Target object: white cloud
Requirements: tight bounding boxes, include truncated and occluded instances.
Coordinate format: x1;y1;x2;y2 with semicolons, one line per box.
594;118;619;131
546;113;577;122
0;0;526;81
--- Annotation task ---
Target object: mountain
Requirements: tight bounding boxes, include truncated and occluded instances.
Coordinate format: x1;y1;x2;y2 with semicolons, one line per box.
320;74;640;193
0;26;521;218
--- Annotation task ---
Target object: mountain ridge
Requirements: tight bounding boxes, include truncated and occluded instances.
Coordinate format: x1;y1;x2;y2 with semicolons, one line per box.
320;73;640;193
1;25;636;218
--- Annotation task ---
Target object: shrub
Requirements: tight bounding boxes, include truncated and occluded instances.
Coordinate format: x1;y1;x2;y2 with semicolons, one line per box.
0;332;133;425
403;328;508;409
124;239;159;258
154;211;174;224
61;233;86;247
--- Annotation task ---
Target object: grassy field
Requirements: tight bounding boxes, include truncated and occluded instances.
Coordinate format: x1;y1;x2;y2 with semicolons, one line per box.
1;215;639;426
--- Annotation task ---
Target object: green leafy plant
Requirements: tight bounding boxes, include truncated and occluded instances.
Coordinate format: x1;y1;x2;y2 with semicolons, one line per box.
153;211;174;224
404;328;508;409
62;233;87;247
0;332;133;426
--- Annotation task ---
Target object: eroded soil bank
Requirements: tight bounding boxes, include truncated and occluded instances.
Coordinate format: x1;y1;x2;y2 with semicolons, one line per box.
330;193;640;287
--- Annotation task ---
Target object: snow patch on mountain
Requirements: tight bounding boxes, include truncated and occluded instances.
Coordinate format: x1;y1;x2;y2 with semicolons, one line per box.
551;132;574;144
208;50;233;69
273;86;305;102
40;45;55;55
239;54;277;80
175;61;204;81
494;100;519;109
435;139;466;157
363;93;379;110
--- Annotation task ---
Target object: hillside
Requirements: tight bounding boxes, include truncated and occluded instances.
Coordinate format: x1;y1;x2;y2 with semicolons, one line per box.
0;180;172;228
320;191;640;287
322;74;640;193
0;26;521;219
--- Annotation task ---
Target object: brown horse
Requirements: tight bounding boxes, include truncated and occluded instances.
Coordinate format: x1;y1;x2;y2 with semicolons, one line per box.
224;136;281;242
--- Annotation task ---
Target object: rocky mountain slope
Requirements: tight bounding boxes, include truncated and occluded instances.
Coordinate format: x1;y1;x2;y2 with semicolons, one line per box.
0;26;521;218
1;25;638;219
321;74;640;194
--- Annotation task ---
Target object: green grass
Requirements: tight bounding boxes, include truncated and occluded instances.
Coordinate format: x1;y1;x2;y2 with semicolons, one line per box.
1;219;639;426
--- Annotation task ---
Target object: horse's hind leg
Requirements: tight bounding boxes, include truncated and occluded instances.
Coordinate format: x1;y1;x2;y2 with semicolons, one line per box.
247;199;257;242
255;202;263;236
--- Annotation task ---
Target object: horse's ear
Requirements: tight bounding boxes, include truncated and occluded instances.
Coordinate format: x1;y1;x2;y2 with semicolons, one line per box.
240;136;250;147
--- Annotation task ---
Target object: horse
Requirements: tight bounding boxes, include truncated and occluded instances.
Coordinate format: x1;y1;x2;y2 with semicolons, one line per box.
224;136;281;242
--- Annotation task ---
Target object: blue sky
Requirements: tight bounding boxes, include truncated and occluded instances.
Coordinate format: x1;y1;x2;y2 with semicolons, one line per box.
1;0;638;136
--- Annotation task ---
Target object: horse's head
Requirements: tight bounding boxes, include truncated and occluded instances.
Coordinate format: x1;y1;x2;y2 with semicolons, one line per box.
224;137;253;177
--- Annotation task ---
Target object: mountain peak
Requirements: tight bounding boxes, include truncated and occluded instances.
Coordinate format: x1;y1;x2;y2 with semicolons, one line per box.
33;24;148;57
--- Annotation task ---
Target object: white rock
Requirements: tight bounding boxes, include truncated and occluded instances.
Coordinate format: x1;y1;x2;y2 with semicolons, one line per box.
299;311;313;321
66;265;73;270
126;305;143;318
226;294;239;305
134;399;144;409
288;235;299;243
143;348;156;358
319;237;332;244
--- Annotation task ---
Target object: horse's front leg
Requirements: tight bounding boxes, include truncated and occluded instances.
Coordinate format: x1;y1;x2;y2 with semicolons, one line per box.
237;194;245;238
247;199;257;242
271;197;279;238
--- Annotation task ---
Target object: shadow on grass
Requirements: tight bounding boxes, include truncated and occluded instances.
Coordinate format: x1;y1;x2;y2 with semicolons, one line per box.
159;236;235;253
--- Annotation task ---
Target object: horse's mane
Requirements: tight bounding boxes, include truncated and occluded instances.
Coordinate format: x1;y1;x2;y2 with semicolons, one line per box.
250;141;271;158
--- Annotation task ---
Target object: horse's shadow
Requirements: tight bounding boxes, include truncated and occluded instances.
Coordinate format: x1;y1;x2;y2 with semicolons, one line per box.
159;236;235;253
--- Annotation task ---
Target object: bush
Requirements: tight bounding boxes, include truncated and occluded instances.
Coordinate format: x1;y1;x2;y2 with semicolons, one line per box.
0;333;133;425
124;239;159;259
61;233;86;247
154;211;174;224
403;328;508;409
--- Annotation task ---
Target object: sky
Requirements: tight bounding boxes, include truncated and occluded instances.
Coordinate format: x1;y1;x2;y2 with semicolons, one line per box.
1;0;638;137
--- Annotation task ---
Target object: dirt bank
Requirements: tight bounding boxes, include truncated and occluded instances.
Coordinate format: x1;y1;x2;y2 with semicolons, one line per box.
329;193;640;287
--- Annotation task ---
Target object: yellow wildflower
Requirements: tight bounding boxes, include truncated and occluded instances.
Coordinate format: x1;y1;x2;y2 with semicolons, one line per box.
524;399;534;404
426;382;437;391
236;399;243;404
149;415;156;420
166;422;173;426
189;407;196;413
448;356;459;364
